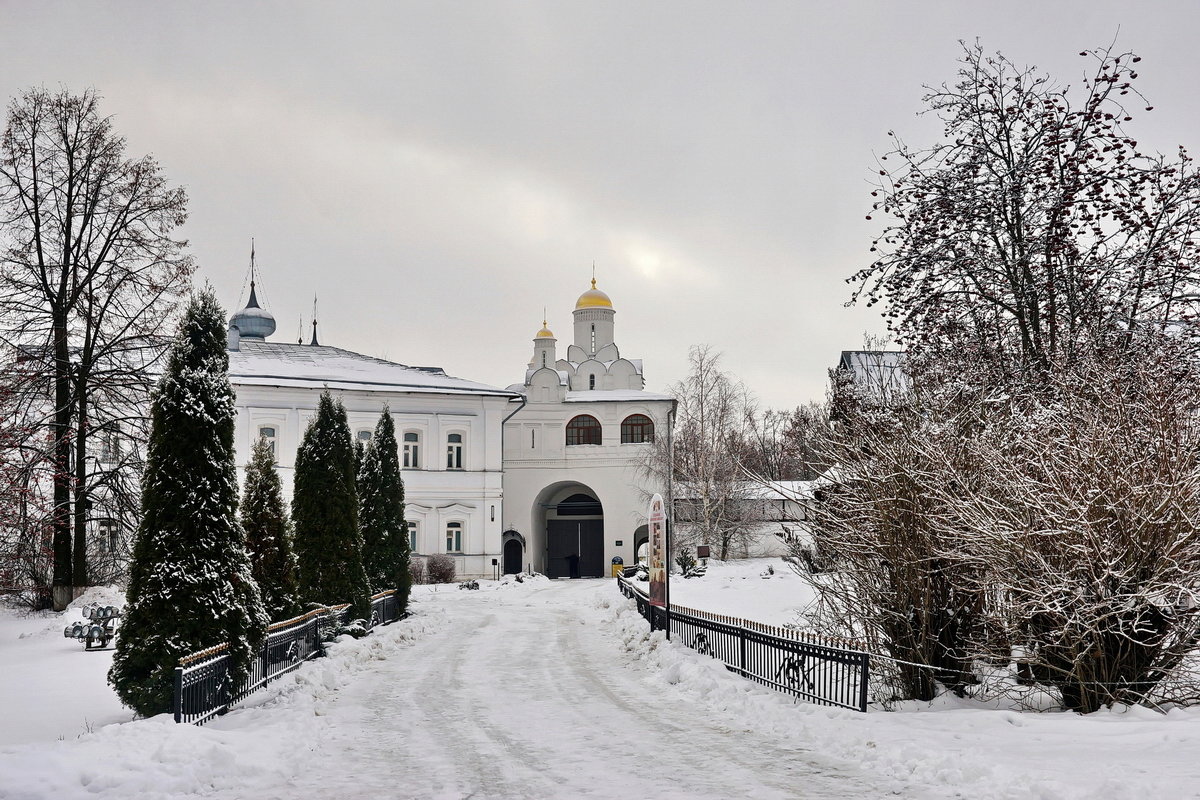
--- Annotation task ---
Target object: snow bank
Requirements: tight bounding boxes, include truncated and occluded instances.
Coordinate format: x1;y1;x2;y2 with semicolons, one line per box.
595;586;1200;799
0;607;442;799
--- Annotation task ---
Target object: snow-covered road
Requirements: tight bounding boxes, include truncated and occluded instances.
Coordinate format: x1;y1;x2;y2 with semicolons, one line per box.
12;574;1200;799
280;579;880;800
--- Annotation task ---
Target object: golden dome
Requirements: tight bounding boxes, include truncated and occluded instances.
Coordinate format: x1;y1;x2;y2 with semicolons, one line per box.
574;278;613;310
535;319;555;339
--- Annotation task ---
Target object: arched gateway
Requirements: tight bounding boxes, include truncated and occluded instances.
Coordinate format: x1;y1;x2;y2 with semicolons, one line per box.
534;483;605;578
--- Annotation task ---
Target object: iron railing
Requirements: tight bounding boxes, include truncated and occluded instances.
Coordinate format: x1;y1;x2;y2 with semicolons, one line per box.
173;590;406;725
617;573;869;712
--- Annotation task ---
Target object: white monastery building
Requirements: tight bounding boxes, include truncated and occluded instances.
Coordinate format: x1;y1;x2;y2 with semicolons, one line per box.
225;274;672;580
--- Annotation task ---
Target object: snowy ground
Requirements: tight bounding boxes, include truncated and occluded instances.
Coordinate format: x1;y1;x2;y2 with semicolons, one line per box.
0;587;133;746
666;557;817;626
2;573;1200;798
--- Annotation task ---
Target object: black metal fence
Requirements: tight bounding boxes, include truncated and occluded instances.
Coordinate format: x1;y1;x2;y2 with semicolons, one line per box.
616;573;869;712
173;590;406;725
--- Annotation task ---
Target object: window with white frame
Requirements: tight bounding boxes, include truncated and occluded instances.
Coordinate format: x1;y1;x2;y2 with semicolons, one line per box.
99;425;121;463
407;520;419;553
446;433;464;470
258;425;278;458
445;521;463;553
356;429;373;444
403;431;421;469
96;519;119;553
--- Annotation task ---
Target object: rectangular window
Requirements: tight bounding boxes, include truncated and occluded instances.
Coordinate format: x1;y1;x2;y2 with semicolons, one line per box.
99;428;121;463
408;521;419;553
403;432;420;469
96;519;119;553
446;433;463;470
446;521;463;553
259;426;277;458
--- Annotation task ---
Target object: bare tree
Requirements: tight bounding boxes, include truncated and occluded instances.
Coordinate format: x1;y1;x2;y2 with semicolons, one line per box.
0;88;192;608
639;345;764;560
739;403;831;482
853;41;1200;380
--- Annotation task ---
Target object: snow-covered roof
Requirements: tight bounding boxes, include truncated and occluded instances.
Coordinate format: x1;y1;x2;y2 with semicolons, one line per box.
228;341;518;398
672;480;817;501
564;389;674;403
837;350;909;397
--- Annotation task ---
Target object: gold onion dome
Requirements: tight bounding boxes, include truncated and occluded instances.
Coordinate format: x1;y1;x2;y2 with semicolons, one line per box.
575;278;613;310
535;319;555;339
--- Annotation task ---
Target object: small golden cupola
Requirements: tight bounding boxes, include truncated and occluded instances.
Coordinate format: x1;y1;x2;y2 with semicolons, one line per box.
535;319;556;339
574;278;613;310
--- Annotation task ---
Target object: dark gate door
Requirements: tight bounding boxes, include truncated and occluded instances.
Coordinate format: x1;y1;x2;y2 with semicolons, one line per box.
547;519;605;578
503;539;523;574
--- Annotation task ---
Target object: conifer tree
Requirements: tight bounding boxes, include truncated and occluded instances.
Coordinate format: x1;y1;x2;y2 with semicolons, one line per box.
292;392;371;619
358;407;411;607
108;288;266;716
241;437;300;620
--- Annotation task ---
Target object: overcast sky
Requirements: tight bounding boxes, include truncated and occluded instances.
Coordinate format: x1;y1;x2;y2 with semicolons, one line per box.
2;2;1199;408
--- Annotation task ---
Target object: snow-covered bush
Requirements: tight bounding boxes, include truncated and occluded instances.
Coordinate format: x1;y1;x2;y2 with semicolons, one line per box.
948;348;1200;712
815;338;1200;711
426;554;455;584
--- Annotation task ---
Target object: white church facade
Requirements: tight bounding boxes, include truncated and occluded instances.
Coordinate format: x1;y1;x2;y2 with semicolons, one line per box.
225;275;673;580
501;280;674;578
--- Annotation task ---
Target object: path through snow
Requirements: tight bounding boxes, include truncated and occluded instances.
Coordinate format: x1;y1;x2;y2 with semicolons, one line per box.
282;579;880;800
0;579;893;799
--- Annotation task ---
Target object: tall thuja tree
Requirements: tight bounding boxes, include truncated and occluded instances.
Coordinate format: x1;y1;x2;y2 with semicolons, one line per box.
241;437;300;620
358;407;410;608
292;392;371;619
108;288;266;716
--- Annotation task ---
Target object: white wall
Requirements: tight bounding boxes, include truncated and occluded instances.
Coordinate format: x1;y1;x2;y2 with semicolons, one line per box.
232;382;511;579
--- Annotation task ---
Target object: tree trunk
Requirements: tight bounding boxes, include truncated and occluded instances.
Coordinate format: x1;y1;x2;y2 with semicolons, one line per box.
51;316;73;610
73;384;89;590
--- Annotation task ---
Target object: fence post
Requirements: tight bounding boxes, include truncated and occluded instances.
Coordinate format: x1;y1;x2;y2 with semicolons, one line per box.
859;654;870;712
738;625;747;677
173;666;184;723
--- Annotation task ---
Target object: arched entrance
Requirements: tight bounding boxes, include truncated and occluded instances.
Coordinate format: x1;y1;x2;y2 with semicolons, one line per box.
503;538;523;574
533;483;604;579
633;524;649;564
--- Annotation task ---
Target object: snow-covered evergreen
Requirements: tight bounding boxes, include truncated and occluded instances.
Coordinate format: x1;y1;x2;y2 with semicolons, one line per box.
292;391;371;619
108;288;267;716
358;407;411;608
241;437;300;620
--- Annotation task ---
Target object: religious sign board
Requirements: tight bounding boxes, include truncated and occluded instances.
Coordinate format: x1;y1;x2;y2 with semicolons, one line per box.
648;493;667;608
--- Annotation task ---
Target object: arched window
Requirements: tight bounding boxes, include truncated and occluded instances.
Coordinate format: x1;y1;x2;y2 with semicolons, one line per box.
588;374;596;390
446;433;464;469
445;521;463;553
621;414;655;444
566;414;602;446
403;431;420;469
